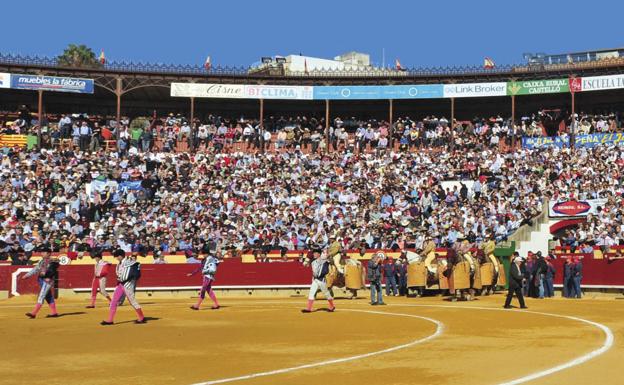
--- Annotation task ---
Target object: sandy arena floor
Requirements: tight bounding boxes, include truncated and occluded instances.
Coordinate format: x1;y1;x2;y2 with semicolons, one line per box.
0;293;621;385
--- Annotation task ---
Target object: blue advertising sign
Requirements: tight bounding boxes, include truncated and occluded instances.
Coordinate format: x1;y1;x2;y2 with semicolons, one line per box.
10;74;94;93
313;84;443;100
575;132;624;148
522;133;624;149
522;136;569;149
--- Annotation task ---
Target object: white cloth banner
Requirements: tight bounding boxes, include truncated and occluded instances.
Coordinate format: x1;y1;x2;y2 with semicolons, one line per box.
581;74;624;92
244;85;313;100
171;83;245;98
443;82;507;98
0;72;10;89
171;83;313;99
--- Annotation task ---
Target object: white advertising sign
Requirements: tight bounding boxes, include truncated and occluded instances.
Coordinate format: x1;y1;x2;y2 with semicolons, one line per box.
244;85;313;100
443;82;507;98
0;72;10;89
171;83;245;98
171;83;314;100
548;198;608;218
581;74;624;92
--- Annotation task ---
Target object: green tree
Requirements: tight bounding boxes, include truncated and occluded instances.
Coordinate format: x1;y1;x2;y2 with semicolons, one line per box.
57;44;102;68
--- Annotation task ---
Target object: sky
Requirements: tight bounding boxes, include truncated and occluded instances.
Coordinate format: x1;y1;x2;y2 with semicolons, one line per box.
2;0;622;69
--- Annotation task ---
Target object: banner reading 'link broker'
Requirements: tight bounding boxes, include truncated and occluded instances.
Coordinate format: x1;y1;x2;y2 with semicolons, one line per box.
442;82;507;98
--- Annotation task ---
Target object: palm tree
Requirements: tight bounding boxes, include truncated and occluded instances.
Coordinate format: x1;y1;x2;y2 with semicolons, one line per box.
57;44;102;68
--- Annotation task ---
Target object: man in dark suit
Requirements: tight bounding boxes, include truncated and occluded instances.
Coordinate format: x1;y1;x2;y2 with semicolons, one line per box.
504;255;527;309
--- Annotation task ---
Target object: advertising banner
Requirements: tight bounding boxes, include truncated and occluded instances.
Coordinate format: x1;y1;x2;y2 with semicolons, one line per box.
507;78;569;96
522;133;624;149
244;85;313;100
0;72;10;89
522;136;569;149
171;83;245;98
574;132;624;147
580;74;624;92
171;83;313;100
313;84;444;100
10;74;94;93
569;77;582;93
170;73;624;101
443;82;507;98
549;199;608;217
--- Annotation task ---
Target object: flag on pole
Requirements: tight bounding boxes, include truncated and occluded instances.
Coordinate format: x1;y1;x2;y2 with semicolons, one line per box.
204;56;212;71
395;58;403;71
304;59;309;74
99;50;106;65
484;57;495;69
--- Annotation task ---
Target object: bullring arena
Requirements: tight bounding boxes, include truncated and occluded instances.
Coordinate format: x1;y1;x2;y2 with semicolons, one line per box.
4;3;624;384
0;293;621;385
0;249;623;385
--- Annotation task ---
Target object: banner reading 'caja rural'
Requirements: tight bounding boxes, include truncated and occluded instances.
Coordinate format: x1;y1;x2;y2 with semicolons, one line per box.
507;78;570;95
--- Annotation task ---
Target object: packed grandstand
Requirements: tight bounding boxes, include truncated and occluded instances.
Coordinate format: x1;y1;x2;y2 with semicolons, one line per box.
0;50;624;279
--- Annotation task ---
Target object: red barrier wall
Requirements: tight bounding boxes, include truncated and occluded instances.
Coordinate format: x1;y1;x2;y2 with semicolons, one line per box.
550;256;624;287
3;256;624;296
1;259;313;295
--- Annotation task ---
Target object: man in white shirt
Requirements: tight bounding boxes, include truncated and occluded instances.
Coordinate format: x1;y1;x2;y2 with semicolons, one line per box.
243;123;254;147
263;130;272;151
179;122;191;140
79;122;91;151
59;115;72;138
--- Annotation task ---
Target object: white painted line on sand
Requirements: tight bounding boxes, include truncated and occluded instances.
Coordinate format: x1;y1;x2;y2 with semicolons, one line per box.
191;309;444;385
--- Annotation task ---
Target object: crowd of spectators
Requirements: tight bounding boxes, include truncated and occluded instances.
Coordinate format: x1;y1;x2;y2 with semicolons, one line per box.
1;106;624;265
550;147;624;252
0;111;523;154
2;107;623;156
